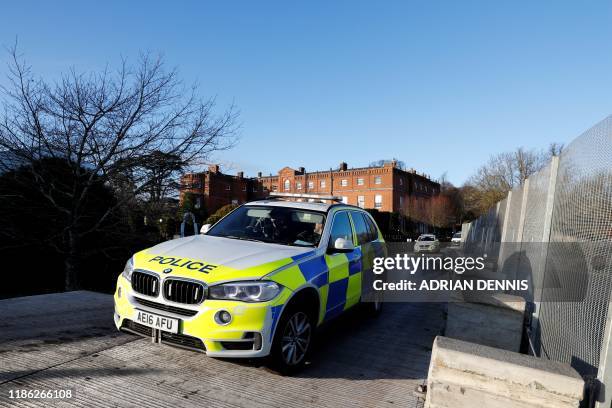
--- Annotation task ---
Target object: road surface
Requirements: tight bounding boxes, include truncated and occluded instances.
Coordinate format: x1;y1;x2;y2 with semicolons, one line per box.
0;290;444;407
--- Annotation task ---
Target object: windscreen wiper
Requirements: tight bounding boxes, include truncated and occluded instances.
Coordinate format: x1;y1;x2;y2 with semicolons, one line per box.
221;235;270;244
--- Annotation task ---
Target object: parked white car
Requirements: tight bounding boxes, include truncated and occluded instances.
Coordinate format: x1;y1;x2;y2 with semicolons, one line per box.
451;232;462;247
414;234;440;253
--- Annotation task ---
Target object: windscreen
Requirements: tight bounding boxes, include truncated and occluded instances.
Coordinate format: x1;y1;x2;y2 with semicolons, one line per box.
207;205;326;247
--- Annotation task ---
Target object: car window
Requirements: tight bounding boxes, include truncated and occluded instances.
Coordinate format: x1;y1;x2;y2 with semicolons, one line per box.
328;211;353;249
419;236;435;241
362;213;379;242
351;211;370;245
453;233;461;238
208;205;326;247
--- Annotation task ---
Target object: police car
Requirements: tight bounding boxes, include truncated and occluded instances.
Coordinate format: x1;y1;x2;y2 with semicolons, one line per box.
114;193;386;374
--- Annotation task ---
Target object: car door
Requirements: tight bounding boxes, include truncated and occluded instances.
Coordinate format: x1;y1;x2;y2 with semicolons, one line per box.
343;211;373;308
323;210;356;320
350;211;386;303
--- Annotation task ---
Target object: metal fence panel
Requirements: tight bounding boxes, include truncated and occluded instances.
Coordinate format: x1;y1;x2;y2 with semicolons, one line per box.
498;185;525;279
463;115;612;396
538;116;612;378
518;162;552;302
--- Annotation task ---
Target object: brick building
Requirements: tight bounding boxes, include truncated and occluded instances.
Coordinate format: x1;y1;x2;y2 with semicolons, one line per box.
180;161;439;217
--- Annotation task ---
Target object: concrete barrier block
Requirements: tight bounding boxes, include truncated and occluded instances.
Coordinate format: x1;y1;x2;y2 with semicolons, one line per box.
446;293;525;352
425;336;584;408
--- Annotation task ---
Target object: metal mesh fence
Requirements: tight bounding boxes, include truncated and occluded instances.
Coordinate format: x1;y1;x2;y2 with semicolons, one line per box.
538;117;612;378
462;116;612;389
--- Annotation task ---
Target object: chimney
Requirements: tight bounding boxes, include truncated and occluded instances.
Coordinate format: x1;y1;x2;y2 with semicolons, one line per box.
209;164;220;174
298;167;305;174
237;171;244;178
257;172;262;178
339;162;348;171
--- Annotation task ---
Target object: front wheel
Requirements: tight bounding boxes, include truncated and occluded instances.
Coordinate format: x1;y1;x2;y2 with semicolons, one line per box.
269;308;314;375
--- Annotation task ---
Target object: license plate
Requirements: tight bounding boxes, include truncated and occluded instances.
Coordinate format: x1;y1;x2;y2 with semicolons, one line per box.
134;310;180;334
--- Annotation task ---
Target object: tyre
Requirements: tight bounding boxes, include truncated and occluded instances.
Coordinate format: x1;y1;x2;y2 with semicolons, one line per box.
268;306;315;375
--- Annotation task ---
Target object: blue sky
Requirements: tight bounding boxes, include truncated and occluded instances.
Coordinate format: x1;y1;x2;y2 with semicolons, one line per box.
2;1;612;185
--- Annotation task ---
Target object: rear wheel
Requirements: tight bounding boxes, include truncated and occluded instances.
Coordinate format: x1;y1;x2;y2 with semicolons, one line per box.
269;307;314;375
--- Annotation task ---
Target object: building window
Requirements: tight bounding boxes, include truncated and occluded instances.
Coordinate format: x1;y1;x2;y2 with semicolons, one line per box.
374;176;382;185
252;186;258;192
399;178;403;186
308;181;314;189
232;199;238;205
284;179;290;191
357;178;364;186
375;195;382;209
320;180;326;188
242;185;247;191
296;182;302;190
341;179;348;187
341;196;348;204
272;186;278;192
358;195;365;208
399;196;403;208
225;184;231;191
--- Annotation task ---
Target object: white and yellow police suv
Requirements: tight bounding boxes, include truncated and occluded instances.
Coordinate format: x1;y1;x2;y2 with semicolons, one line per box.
114;194;386;373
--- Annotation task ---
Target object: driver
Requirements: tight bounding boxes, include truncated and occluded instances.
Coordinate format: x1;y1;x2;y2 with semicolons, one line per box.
296;222;324;245
269;210;290;241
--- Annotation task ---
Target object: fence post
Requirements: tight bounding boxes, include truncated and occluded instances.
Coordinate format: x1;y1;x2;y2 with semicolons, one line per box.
531;156;559;344
497;190;513;271
596;302;612;407
516;179;529;244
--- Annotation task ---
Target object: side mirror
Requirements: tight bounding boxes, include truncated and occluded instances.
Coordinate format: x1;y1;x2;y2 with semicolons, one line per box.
200;224;212;234
331;237;355;253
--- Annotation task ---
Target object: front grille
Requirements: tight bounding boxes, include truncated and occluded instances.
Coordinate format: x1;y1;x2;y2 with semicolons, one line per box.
163;279;205;305
131;271;159;297
161;332;206;351
122;319;153;337
120;319;206;352
133;297;198;317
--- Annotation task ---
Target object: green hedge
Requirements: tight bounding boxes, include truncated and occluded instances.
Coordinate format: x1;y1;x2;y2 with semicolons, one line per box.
205;203;239;225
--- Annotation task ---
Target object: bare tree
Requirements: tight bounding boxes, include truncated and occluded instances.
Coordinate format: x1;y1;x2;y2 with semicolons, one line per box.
429;195;455;229
369;158;406;170
406;194;455;232
0;47;238;290
548;142;564;157
465;147;550;216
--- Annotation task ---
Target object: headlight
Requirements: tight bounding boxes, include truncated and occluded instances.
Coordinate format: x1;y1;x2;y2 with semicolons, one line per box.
208;281;282;302
122;257;134;281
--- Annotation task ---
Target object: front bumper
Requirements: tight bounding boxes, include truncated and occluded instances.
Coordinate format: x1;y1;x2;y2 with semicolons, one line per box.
113;274;289;358
414;246;438;252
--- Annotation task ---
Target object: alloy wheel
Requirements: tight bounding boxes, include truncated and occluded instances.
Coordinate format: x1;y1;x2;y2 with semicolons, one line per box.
281;312;311;366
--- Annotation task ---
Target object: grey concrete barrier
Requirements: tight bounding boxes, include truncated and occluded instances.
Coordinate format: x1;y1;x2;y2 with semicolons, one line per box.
425;336;584;408
445;292;525;352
